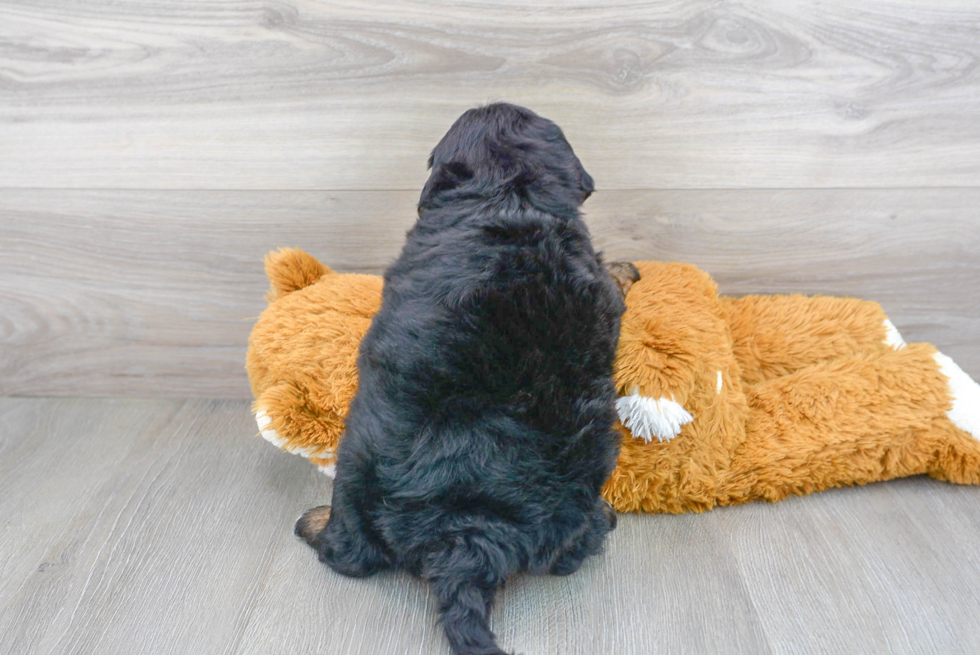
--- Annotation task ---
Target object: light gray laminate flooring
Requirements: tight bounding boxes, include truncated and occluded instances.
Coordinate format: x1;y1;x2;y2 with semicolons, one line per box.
2;397;979;654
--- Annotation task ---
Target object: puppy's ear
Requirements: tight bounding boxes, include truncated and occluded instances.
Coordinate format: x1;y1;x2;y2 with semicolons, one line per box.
443;161;473;182
580;168;595;201
426;161;474;194
419;161;474;210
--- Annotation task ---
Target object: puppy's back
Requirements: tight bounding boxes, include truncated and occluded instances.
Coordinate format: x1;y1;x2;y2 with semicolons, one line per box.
351;208;622;654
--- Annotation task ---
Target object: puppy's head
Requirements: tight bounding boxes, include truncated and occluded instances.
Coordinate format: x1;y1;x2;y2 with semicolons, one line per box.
419;103;594;216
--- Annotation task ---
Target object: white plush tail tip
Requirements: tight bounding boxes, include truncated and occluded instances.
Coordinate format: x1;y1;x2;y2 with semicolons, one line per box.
883;319;907;350
254;409;334;458
934;353;980;441
616;392;693;442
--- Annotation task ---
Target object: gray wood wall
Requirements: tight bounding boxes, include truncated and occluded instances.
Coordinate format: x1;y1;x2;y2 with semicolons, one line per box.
2;0;978;398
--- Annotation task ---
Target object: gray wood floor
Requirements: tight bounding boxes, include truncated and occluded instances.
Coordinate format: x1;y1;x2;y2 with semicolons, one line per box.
2;397;980;654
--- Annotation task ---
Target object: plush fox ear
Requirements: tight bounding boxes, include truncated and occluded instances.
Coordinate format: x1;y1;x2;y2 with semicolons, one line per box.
264;248;331;301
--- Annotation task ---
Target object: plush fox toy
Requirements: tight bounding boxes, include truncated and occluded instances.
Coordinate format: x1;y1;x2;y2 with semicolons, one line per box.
247;248;980;514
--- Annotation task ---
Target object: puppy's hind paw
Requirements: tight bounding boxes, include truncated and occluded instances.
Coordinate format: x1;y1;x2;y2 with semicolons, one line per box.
600;498;617;531
295;505;331;547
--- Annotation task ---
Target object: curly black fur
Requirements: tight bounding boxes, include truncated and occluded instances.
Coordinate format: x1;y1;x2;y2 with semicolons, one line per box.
298;103;624;655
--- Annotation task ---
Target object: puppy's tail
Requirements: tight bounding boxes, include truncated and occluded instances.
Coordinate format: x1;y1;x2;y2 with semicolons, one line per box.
434;577;508;655
428;541;512;655
264;247;331;301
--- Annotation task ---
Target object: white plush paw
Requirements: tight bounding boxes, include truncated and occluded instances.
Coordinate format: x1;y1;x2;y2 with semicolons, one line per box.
935;353;980;441
316;462;337;478
254;409;333;458
883;319;907;350
616;391;693;442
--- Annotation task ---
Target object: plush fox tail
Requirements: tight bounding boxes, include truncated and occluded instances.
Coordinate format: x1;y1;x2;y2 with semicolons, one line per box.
264;247;331;301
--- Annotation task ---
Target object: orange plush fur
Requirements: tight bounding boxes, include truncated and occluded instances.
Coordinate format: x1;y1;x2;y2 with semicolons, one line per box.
247;249;980;513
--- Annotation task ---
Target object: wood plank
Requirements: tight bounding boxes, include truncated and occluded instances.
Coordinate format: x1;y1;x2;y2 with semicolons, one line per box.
586;188;980;376
719;478;980;652
0;398;181;605
2;0;979;189
494;512;771;655
1;188;976;398
0;190;417;398
0;398;325;655
4;399;980;654
237;507;771;655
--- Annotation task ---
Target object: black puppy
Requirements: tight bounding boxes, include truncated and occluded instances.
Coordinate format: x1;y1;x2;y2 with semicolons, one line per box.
297;103;631;655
